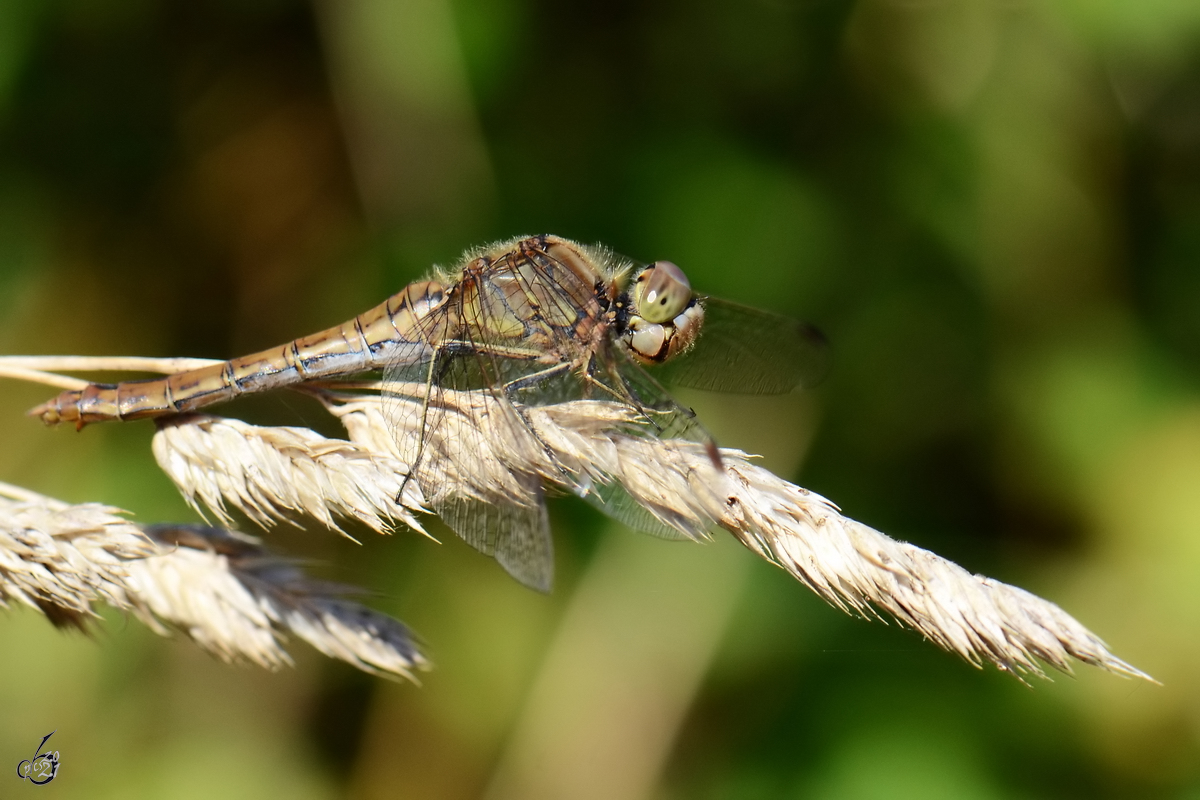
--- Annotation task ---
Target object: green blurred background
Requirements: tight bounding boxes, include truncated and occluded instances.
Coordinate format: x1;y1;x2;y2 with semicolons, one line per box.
1;0;1199;797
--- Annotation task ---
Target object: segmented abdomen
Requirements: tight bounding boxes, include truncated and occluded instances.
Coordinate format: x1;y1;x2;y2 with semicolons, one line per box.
33;280;447;427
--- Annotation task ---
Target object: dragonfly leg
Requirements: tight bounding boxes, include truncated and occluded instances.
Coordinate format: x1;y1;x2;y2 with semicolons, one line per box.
496;361;589;490
580;361;640;406
586;354;667;432
395;344;448;504
573;354;681;436
500;361;572;395
589;353;721;468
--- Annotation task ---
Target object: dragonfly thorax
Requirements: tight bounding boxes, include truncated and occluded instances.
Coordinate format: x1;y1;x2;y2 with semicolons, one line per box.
622;261;704;364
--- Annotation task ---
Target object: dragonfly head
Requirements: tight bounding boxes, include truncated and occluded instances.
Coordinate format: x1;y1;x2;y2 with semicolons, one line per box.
625;261;704;364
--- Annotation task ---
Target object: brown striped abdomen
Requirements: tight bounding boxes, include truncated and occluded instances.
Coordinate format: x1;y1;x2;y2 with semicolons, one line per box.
32;280;447;427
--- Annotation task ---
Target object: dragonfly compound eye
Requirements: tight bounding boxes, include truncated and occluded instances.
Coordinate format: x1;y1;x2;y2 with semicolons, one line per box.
635;260;692;324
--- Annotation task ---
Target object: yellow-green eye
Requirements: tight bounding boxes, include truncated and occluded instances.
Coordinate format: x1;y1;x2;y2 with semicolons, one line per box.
634;260;692;324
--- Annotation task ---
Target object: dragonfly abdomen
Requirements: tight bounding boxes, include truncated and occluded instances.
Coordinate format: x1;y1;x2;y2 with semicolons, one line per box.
32;279;447;427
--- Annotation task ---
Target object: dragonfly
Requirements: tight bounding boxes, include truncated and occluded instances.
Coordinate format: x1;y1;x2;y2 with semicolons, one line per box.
32;234;827;591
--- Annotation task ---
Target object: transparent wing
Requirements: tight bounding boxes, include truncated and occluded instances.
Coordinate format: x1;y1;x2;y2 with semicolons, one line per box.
384;349;559;592
581;344;723;541
438;487;554;593
657;297;829;394
381;243;600;591
584;480;710;542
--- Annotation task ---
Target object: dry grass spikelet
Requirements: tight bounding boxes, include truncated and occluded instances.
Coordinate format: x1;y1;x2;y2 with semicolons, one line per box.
139;386;1152;682
129;524;427;679
329;392;1152;682
0;482;426;679
0;482;155;628
151;414;429;537
712;459;1151;681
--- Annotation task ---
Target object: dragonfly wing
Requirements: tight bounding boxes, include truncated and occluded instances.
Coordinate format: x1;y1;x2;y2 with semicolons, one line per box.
384;351;558;591
436;488;554;593
575;345;724;540
657;297;829;394
584;479;711;542
381;240;603;589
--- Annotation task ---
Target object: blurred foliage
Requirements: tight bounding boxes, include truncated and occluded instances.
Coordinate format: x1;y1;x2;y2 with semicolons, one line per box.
1;0;1199;797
